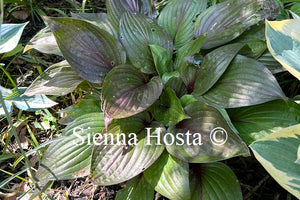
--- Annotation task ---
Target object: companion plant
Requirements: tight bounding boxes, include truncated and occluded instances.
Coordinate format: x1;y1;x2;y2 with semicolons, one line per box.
21;0;300;199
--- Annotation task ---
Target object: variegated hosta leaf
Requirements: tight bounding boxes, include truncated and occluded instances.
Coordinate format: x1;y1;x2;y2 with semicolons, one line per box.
228;99;300;145
144;151;190;200
120;12;173;74
250;124;300;199
0;22;28;53
115;175;154;200
157;0;207;49
193;43;244;96
107;0;155;33
266;19;300;80
194;0;278;49
47;17;126;83
36;112;105;181
24;60;83;96
24;26;62;56
91;115;165;185
5;87;57;112
197;55;286;108
166;101;249;163
102;65;163;119
190;163;242;200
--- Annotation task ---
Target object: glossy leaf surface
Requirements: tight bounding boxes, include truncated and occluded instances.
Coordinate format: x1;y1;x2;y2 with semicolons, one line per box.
120;12;173;74
102;65;163;119
228;100;300;145
144;151;190;200
158;0;207;49
91;115;165;185
198;55;286;108
194;0;278;49
193;43;244;96
166;101;249;163
47;17;126;83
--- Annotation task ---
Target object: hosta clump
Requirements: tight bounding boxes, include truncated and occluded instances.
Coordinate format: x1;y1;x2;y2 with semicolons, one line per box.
25;0;300;199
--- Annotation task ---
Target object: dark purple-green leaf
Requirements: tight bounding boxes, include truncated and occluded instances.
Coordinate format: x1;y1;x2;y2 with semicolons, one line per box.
107;0;155;33
120;12;173;74
157;0;207;49
194;0;279;49
102;65;163;119
197;55;286;108
47;17;126;83
193;43;244;96
91;115;165;185
166;101;249;163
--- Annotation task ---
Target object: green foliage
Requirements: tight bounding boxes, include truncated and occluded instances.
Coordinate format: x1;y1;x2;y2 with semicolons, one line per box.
24;0;300;199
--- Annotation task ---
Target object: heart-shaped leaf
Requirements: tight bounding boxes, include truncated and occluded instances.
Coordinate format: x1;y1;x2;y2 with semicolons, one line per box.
47;17;126;83
197;55;286;108
166;101;249;163
157;0;207;49
250;124;300;199
266;19;300;80
115;175;154;200
36;112;105;181
91;114;165;185
228;99;300;145
194;0;278;49
120;12;173;74
193;43;244;96
154;88;189;126
144;151;190;200
102;65;163;119
190;163;242;200
0;22;29;53
25;60;83;96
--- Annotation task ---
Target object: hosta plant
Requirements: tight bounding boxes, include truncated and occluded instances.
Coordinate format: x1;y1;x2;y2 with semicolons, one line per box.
24;0;300;199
